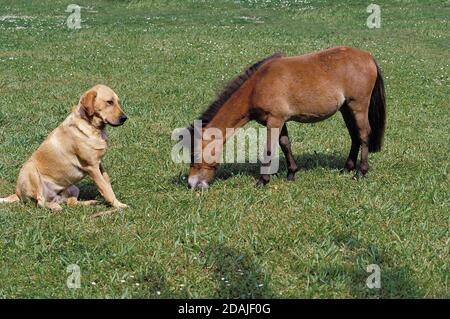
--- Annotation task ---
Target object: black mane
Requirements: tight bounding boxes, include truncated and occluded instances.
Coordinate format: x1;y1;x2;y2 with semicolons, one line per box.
191;52;283;129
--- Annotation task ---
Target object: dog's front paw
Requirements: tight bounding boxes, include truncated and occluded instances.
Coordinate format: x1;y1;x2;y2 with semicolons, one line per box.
114;201;128;209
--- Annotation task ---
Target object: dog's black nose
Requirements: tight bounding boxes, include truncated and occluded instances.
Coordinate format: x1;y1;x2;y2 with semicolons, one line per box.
119;114;128;124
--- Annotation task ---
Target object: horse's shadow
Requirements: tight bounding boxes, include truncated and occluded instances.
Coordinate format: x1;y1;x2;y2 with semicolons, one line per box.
172;152;346;185
218;152;345;180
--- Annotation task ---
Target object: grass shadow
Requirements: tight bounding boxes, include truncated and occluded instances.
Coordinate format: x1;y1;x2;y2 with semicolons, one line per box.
311;232;427;298
205;243;272;298
136;264;167;298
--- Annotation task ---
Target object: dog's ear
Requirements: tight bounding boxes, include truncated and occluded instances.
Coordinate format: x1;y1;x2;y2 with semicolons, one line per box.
80;90;97;116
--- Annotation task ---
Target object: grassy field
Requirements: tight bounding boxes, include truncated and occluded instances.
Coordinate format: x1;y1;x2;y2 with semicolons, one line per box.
0;0;448;298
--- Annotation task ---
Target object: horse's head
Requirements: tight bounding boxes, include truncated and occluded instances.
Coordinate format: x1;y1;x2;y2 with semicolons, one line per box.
186;124;220;190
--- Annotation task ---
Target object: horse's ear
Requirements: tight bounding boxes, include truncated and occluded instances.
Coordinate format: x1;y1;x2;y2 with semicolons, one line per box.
80;90;97;116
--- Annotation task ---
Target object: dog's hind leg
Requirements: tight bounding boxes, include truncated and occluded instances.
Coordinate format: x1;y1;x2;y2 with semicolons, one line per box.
36;196;63;212
64;185;97;207
66;198;98;206
18;165;62;211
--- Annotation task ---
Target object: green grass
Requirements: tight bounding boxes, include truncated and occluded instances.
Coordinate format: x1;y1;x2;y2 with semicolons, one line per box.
0;0;449;298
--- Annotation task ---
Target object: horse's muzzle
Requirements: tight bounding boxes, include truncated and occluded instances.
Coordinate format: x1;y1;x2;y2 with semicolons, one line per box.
188;176;209;190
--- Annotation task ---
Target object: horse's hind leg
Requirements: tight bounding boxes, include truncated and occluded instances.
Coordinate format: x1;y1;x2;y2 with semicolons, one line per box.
348;99;371;178
340;103;360;172
279;124;298;181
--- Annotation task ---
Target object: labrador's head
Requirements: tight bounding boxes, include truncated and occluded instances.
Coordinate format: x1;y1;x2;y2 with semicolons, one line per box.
79;85;128;128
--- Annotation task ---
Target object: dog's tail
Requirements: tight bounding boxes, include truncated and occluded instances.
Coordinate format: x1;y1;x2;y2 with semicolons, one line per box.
0;194;19;204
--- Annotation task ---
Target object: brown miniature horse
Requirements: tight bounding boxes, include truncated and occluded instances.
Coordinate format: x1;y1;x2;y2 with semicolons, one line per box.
187;46;386;189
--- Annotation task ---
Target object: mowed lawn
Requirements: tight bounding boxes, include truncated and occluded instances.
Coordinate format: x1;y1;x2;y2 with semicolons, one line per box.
0;0;448;298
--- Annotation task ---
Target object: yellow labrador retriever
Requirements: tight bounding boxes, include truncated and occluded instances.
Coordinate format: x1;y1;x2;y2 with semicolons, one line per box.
0;84;128;211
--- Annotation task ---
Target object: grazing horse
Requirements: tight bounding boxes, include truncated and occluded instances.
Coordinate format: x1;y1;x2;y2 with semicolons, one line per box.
187;46;386;189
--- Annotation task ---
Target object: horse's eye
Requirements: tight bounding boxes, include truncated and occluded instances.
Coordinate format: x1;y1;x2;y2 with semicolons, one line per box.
107;100;113;105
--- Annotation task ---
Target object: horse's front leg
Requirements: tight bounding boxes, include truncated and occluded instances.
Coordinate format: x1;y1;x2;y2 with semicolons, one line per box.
256;118;283;187
279;124;298;181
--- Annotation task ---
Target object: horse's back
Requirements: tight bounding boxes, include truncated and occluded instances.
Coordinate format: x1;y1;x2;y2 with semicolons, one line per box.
264;46;377;89
250;46;378;121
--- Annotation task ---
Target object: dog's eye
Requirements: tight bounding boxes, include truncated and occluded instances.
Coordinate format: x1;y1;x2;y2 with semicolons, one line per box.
107;100;114;105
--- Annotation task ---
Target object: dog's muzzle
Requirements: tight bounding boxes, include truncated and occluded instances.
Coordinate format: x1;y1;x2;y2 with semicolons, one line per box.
110;114;128;126
119;114;128;124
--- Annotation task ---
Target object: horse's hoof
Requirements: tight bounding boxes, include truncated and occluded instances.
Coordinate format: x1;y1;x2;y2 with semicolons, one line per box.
341;164;357;174
343;160;356;172
255;180;268;187
287;173;296;181
353;171;366;180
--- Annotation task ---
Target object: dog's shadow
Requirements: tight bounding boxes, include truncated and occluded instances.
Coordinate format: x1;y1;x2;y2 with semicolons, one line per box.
172;152;346;185
77;181;100;200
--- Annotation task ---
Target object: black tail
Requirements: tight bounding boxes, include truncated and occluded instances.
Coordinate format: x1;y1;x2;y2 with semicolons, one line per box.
368;60;386;153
